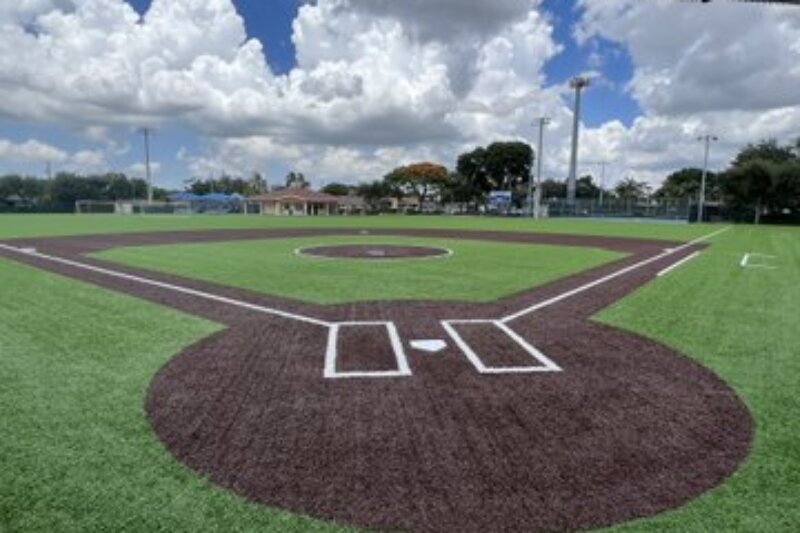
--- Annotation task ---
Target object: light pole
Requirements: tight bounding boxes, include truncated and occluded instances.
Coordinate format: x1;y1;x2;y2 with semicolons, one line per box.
697;134;718;223
531;117;551;219
567;76;591;206
139;127;154;204
587;160;610;207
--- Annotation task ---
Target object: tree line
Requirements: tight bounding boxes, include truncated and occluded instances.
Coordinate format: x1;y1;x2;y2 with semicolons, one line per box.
0;173;164;213
2;138;798;223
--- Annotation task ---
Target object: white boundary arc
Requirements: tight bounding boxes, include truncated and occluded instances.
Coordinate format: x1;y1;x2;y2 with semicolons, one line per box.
294;244;454;262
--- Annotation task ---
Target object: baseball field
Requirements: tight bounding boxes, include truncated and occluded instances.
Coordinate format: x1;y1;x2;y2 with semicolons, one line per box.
1;215;797;532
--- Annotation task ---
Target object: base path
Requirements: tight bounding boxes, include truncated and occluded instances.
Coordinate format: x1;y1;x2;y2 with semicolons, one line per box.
0;227;752;533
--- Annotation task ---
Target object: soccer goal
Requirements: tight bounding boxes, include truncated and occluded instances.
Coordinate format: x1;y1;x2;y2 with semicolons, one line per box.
75;200;193;216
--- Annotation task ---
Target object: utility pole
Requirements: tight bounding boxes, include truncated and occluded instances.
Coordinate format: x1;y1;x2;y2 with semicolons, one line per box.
531;117;551;219
139;127;154;204
697;134;718;223
567;76;591;206
586;160;610;207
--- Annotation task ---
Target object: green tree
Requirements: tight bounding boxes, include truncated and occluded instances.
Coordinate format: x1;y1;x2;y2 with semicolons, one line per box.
321;183;352;196
484;141;534;190
356;181;390;211
733;139;797;168
384;162;449;209
722;161;775;224
655;167;724;206
540;179;567;199
614;177;651;200
576;175;601;199
285;171;309;189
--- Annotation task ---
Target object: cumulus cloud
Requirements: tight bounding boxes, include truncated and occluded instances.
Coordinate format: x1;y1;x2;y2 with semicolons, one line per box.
0;138;68;164
1;0;798;188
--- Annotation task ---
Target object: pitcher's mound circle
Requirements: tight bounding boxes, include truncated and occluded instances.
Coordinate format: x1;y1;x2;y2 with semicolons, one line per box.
297;244;452;260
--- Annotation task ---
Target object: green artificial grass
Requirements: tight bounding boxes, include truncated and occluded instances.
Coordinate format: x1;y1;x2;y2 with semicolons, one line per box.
93;236;625;304
0;257;352;533
598;225;800;532
2;218;799;532
0;213;721;242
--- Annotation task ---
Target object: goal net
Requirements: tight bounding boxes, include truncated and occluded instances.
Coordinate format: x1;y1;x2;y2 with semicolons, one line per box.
75;200;193;216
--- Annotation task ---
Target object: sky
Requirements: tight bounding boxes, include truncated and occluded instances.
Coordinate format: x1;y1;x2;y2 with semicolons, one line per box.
0;0;798;191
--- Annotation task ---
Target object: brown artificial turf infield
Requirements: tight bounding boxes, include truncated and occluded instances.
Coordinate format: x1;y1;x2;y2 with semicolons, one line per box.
0;228;753;533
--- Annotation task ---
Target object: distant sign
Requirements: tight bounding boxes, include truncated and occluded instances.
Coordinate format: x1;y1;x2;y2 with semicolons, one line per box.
488;191;512;211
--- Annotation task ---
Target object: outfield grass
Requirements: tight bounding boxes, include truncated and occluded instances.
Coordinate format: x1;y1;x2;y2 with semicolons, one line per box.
598;225;800;532
1;217;799;532
0;213;721;242
93;236;625;304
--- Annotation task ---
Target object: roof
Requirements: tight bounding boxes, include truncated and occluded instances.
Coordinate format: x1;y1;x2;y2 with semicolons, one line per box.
251;188;340;204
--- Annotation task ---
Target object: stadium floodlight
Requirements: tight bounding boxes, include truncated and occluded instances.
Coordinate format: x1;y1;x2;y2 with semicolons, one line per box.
139;127;155;204
531;117;551;219
567;76;591;206
697;135;719;223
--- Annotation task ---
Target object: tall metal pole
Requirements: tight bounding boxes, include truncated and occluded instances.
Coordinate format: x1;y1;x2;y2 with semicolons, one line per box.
531;117;550;219
697;134;718;223
141;127;153;204
598;161;607;207
567;76;591;206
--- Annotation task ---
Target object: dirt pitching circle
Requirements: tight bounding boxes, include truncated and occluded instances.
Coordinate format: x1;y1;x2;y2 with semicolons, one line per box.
297;243;452;260
0;228;753;533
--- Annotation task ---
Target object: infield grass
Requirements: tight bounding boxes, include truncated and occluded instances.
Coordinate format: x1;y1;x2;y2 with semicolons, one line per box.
92;235;625;304
0;213;720;242
1;217;799;532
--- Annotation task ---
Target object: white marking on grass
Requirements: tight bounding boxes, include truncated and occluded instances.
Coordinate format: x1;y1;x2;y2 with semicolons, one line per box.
499;226;731;323
324;322;412;379
0;244;331;327
741;252;778;270
294;244;454;262
441;320;561;374
657;251;701;277
740;253;751;268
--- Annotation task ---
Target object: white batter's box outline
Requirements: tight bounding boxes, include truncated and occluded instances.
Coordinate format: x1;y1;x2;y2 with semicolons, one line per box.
441;320;562;374
0;227;731;381
324;322;412;379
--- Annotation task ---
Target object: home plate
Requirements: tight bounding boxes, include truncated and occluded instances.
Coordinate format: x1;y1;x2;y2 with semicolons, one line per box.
410;340;447;353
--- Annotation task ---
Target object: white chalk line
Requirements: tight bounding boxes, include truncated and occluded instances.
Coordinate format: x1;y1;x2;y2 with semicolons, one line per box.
657;251;701;277
741;252;778;270
0;226;731;380
0;243;331;328
294;243;454;262
499;226;731;324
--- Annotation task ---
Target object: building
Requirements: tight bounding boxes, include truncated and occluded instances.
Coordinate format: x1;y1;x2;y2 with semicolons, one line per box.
251;188;340;216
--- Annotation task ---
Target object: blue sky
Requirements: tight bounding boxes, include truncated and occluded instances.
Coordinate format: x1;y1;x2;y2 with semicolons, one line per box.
4;0;794;188
0;0;642;186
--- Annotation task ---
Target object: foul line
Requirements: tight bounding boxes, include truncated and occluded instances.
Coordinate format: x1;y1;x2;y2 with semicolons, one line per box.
500;226;731;323
0;243;331;328
657;251;701;277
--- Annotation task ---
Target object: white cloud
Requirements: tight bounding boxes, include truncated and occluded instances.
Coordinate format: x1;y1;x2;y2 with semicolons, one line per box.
0;138;68;164
2;0;798;189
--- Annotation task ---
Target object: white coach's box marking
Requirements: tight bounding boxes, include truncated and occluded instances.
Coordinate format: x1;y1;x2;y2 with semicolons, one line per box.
410;340;447;353
441;320;561;374
324;322;412;379
741;252;777;270
657;251;701;277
